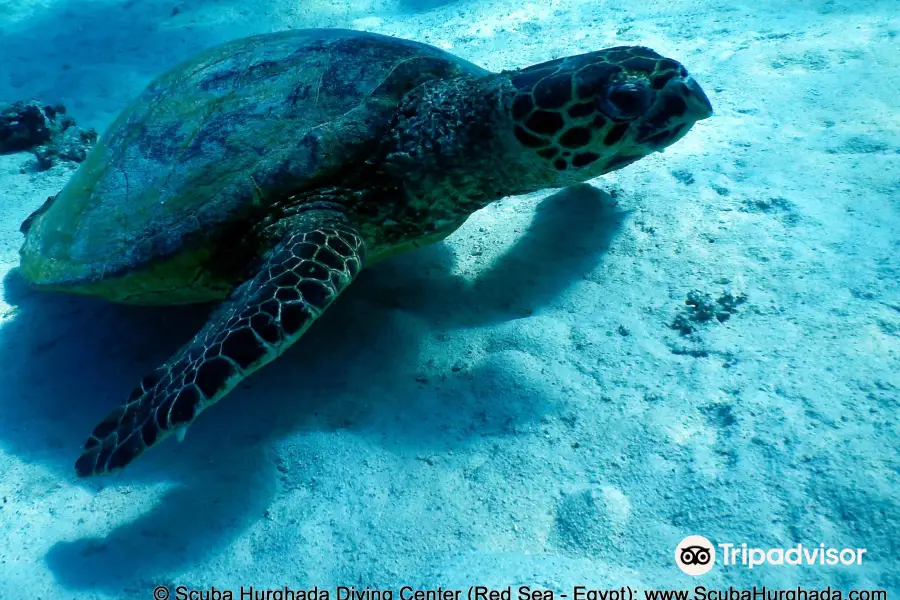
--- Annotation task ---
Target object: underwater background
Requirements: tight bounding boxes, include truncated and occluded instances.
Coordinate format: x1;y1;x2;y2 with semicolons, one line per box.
0;0;897;597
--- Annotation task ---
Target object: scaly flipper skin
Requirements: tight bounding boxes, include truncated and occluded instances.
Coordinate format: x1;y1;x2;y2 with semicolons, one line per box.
74;210;365;477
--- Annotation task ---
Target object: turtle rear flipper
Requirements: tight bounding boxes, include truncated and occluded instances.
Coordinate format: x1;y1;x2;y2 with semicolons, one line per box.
75;210;365;477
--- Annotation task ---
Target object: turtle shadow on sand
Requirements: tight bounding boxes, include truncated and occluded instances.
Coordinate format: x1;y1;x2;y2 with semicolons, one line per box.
0;183;621;591
366;184;623;329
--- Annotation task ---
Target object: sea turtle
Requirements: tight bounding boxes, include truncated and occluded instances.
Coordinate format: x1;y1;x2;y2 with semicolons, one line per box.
17;29;712;477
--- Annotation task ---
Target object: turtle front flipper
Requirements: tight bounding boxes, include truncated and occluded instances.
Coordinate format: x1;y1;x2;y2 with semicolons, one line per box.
74;210;365;477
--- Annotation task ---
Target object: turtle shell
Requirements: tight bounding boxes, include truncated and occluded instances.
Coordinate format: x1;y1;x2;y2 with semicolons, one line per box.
19;29;487;302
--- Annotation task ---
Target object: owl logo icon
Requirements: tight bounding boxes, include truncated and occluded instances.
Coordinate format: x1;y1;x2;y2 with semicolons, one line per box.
675;536;715;575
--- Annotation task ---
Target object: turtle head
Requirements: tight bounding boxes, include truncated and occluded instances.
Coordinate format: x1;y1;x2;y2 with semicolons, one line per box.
504;46;712;184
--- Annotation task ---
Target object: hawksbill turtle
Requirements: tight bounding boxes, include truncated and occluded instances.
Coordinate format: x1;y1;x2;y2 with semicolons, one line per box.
17;29;712;476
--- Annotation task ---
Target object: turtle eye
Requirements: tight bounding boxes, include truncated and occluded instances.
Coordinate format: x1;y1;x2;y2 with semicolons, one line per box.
603;82;652;119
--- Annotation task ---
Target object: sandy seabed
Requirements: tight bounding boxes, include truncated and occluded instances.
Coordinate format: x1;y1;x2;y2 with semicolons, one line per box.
0;0;897;598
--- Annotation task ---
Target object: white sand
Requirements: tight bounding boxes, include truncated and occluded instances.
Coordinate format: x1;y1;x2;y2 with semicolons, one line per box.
0;0;897;597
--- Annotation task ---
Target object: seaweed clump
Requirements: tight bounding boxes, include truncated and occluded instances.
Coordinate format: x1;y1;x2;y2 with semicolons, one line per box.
671;290;747;336
0;100;97;170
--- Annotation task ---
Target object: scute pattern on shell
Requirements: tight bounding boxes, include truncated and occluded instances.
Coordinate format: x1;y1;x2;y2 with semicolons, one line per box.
18;29;487;293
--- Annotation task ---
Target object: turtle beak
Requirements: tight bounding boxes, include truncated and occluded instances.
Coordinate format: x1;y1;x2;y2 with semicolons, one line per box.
634;75;713;146
684;76;713;121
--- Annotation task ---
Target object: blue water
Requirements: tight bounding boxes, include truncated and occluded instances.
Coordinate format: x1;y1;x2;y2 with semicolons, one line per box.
0;0;897;598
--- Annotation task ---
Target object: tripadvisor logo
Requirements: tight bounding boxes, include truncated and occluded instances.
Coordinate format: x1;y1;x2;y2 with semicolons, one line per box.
676;536;716;576
675;537;867;576
719;543;867;569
